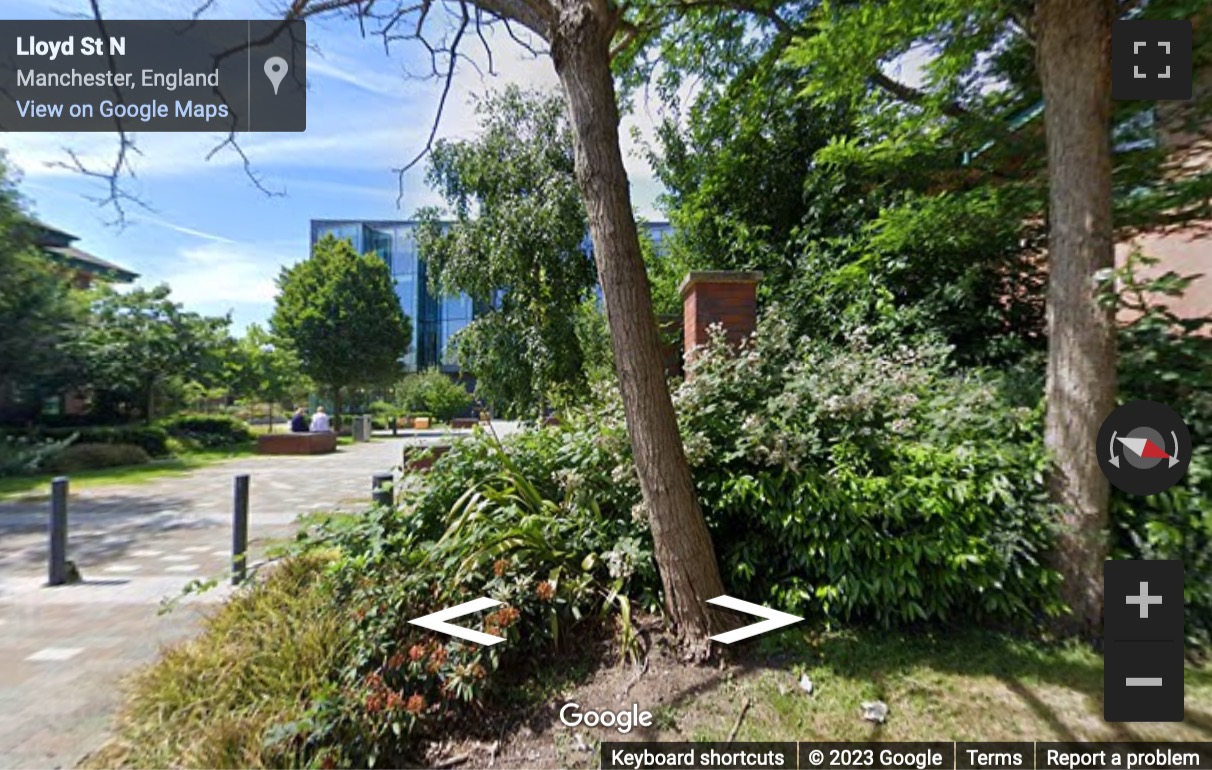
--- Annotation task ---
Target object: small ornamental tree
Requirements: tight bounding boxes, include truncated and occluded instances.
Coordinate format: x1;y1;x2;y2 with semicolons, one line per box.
271;234;412;427
230;324;310;431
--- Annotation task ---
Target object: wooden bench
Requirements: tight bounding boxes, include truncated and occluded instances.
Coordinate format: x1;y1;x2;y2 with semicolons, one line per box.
450;417;478;429
256;432;337;455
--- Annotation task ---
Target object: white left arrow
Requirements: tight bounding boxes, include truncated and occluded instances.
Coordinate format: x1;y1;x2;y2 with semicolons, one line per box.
409;596;505;645
707;595;803;644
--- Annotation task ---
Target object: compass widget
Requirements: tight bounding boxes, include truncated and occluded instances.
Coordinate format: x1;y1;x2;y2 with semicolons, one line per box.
1097;400;1191;496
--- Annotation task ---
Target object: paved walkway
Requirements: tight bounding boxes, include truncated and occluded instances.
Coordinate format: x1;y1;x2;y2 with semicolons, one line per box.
0;438;411;769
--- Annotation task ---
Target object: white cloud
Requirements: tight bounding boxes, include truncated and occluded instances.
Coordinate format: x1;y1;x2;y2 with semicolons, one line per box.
310;51;413;100
137;215;237;243
156;240;286;308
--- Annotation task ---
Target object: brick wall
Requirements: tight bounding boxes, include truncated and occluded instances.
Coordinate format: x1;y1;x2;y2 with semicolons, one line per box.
679;271;762;367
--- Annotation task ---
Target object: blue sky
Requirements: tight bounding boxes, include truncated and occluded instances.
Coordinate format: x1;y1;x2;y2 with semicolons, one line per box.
2;0;667;332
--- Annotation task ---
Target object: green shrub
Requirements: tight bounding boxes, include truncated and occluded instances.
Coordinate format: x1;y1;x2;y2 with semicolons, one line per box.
45;443;151;473
158;414;254;449
0;434;76;477
368;400;397;430
394;369;473;422
279;428;651;767
42;425;170;457
661;320;1063;625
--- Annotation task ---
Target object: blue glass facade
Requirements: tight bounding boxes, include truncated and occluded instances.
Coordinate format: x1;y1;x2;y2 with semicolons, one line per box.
310;219;672;372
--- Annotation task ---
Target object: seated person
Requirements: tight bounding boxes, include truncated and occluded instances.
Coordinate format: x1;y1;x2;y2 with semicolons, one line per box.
289;407;309;433
310;405;332;432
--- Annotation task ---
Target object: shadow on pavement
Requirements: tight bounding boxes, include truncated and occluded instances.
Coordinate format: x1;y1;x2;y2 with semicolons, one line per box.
0;494;219;572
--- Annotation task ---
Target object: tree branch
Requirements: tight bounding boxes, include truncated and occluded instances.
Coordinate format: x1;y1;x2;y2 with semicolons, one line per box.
392;1;471;203
869;71;973;120
45;0;149;226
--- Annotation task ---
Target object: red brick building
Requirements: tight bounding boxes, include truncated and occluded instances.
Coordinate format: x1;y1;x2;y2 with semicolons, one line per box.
29;220;138;288
1117;25;1212;325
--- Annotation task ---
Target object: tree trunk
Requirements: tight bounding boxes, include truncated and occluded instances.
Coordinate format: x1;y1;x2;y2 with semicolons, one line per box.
1035;0;1117;638
144;381;156;425
551;1;727;656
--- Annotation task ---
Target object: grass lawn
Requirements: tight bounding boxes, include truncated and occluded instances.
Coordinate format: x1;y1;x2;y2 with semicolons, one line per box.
682;629;1212;742
86;577;1212;770
0;443;255;502
514;627;1212;767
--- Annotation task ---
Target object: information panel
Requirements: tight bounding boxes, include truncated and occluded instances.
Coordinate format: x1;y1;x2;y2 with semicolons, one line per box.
0;20;306;132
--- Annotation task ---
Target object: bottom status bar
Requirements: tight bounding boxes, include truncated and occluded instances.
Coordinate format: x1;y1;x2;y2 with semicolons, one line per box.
600;742;1212;770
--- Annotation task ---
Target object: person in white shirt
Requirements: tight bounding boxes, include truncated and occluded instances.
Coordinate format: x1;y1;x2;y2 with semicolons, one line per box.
310;406;332;433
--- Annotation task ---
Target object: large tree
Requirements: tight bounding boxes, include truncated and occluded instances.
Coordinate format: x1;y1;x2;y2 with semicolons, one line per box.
71;0;732;651
292;0;731;649
1035;0;1116;636
271;234;412;427
647;47;1047;364
0;157;84;422
70;284;232;423
416;86;596;416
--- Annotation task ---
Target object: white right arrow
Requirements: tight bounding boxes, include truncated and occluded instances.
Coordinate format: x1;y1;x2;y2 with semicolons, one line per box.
707;595;803;644
409;597;505;645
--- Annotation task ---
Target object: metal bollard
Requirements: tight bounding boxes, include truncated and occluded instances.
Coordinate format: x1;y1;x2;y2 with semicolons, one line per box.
372;472;393;508
47;477;69;586
232;474;249;585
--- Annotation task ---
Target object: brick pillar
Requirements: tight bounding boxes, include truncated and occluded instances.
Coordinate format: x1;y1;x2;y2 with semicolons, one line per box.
679;271;762;368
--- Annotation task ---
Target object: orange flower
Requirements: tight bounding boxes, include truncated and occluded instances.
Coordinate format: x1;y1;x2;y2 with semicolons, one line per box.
405;694;426;715
386;691;405;710
498;606;521;626
493;559;509;577
387;652;405;670
535;581;555;601
426;645;448;673
365;692;384;713
408;644;426;662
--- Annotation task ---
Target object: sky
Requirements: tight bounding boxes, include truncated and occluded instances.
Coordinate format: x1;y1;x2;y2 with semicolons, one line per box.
1;0;671;332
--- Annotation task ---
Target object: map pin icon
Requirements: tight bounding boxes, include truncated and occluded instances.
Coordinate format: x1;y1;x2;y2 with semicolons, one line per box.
264;56;288;95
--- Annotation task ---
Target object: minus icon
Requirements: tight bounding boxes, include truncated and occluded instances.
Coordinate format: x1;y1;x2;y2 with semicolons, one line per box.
1126;677;1163;686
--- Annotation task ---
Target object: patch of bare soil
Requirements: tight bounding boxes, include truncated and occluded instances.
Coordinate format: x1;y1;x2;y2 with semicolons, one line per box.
424;623;774;770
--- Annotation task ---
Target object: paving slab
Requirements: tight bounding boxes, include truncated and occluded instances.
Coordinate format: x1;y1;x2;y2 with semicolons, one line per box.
0;438;410;769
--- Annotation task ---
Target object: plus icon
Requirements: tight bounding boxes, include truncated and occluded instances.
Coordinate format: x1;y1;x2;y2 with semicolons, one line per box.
1126;581;1163;619
1104;560;1184;722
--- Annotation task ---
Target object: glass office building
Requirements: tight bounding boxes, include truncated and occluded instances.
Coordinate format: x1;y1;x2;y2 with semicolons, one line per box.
310;219;673;372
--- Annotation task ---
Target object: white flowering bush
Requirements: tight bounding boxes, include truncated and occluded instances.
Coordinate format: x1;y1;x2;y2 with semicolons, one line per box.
668;316;1062;626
